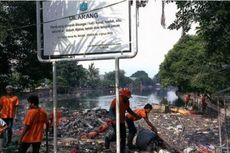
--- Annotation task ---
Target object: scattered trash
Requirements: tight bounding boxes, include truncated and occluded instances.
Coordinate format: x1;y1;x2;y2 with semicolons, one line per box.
197;144;215;153
176;125;183;130
141;111;219;152
183;146;196;153
170;107;192;115
70;146;78;153
10;105;219;153
159;149;171;153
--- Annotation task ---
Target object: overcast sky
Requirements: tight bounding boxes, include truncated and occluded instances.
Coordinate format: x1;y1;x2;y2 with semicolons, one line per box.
80;1;182;78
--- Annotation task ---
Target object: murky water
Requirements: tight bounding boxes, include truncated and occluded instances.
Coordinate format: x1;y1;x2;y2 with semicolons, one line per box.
41;89;177;111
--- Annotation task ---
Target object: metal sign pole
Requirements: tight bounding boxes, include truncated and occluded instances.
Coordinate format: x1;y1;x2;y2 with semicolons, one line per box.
36;1;139;153
218;98;222;153
52;61;57;153
115;58;120;153
224;99;229;153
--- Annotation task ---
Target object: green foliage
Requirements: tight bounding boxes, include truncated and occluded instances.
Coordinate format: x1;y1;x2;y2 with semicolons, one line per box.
130;71;153;89
131;71;149;78
165;1;230;93
86;63;100;88
0;2;52;92
56;61;87;88
159;35;230;93
103;70;132;88
152;73;160;84
138;77;153;86
169;1;230;64
132;79;141;89
99;79;114;88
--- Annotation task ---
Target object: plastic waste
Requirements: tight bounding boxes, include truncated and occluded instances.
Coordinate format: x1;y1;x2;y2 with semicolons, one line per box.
159;149;171;153
183;146;196;153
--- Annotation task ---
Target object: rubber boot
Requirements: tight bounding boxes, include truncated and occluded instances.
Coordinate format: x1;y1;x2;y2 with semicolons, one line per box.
127;133;135;149
0;138;3;151
7;129;12;145
104;136;110;149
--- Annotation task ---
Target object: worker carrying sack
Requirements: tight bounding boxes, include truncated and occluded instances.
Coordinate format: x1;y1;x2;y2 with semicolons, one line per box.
135;128;157;150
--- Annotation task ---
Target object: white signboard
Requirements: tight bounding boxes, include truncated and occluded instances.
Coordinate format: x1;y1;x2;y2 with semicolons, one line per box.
42;0;131;58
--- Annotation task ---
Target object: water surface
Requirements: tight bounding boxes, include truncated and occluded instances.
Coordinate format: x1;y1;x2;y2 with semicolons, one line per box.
41;89;175;111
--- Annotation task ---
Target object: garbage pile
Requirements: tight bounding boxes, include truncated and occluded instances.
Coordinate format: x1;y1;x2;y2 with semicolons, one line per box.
11;106;220;153
139;112;220;152
40;108;174;153
47;108;112;153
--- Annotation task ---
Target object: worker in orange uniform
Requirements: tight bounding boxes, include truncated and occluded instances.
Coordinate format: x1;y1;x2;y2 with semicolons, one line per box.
0;85;19;146
126;103;157;149
49;110;61;134
19;95;48;153
104;88;140;153
184;94;191;108
201;94;208;113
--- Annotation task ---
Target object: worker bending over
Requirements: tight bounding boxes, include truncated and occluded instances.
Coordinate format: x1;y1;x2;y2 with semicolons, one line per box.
126;103;157;149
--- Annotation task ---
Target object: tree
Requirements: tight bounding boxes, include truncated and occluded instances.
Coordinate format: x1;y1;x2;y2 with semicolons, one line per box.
131;71;149;78
159;35;230;93
86;63;100;88
103;70;132;88
56;61;87;88
152;73;160;84
0;2;52;91
131;71;153;88
166;1;230;92
169;1;230;64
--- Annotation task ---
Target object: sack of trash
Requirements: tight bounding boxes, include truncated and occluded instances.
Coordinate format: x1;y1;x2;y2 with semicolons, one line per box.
135;128;158;151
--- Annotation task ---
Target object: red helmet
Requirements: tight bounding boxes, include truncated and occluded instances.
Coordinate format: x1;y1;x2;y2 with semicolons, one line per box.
119;88;132;98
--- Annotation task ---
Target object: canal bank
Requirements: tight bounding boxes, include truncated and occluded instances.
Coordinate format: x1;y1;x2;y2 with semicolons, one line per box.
4;89;221;152
5;104;220;153
35;106;219;153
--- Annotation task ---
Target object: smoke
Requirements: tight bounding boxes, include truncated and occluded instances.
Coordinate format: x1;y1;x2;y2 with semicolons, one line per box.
166;90;178;103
